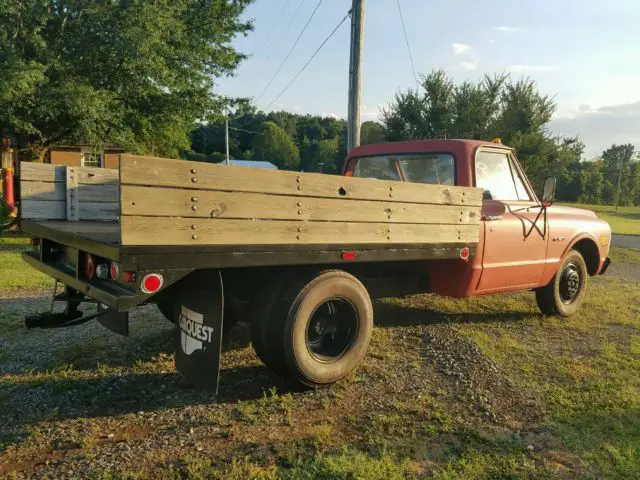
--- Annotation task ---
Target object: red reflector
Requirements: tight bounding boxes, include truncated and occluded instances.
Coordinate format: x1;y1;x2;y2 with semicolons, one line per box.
85;254;96;280
341;251;357;261
110;262;120;280
123;271;136;283
141;273;163;294
459;247;470;261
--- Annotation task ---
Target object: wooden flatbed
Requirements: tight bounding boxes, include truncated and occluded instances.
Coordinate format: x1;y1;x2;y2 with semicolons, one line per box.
19;154;483;271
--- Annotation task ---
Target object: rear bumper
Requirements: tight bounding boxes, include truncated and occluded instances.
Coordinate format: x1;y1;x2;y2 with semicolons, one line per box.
22;252;148;312
599;257;611;275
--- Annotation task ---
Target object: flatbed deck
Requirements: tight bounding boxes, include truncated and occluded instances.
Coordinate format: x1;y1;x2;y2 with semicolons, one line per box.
21;219;475;271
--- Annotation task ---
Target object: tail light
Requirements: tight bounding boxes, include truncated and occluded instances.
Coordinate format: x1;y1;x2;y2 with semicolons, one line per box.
141;273;163;294
459;247;470;261
110;262;120;280
95;263;109;279
84;254;96;280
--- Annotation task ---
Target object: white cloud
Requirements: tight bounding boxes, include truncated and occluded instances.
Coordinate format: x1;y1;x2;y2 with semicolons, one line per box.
460;61;478;70
320;112;342;119
550;101;640;158
506;65;560;73
452;43;471;55
493;26;525;33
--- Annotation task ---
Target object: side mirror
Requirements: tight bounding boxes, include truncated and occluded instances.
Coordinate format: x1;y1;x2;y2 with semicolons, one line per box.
542;176;557;207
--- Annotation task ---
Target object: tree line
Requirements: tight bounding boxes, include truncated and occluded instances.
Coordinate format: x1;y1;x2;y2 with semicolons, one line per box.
189;70;639;206
1;1;636;207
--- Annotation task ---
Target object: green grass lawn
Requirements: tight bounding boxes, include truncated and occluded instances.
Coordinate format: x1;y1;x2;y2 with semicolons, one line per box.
0;236;49;292
560;203;640;235
0;239;639;478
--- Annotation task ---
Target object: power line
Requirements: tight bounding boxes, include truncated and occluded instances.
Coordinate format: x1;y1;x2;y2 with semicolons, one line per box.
254;0;292;56
255;0;323;103
264;0;308;64
395;0;418;89
264;10;351;112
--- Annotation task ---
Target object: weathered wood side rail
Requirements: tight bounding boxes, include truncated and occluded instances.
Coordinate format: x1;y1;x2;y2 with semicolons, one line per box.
119;154;483;246
20;162;119;221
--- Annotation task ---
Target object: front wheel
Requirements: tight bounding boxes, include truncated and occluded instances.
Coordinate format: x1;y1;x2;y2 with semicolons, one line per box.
535;250;588;317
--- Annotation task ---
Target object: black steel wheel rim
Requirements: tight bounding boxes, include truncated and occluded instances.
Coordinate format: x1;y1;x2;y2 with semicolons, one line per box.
559;262;582;304
306;298;358;363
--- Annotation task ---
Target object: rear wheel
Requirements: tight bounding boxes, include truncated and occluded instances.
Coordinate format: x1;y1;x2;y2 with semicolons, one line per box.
535;250;588;317
277;270;373;387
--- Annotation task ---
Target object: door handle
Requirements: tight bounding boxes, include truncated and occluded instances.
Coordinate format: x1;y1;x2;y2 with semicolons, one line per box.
482;215;503;221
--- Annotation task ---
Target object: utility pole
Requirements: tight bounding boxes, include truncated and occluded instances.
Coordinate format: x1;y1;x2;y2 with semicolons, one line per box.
347;0;365;154
615;159;623;212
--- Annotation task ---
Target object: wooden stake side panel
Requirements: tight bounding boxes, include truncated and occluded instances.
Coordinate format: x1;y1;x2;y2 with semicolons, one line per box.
119;155;483;207
121;185;480;225
121;216;480;246
20;163;65;182
20;200;66;220
20;181;66;202
19;162;119;220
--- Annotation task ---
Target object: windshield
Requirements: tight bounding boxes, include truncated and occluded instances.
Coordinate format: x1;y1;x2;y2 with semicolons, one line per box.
352;153;455;185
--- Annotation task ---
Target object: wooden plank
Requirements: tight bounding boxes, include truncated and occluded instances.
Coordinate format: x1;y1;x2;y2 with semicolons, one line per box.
66;167;79;221
77;184;120;203
121;185;480;225
30;220;120;244
75;166;119;185
121;216;479;246
78;202;119;221
20;200;65;219
119;155;483;207
20;162;65;182
20;181;65;202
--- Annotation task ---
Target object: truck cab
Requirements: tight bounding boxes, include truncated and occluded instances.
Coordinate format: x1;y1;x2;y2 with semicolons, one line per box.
345;139;612;315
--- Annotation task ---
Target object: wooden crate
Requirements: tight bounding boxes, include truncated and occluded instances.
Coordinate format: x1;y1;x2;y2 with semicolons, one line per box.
20;162;119;221
119;154;483;246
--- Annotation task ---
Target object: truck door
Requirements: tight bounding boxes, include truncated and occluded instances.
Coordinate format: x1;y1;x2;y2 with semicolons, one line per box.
474;149;549;293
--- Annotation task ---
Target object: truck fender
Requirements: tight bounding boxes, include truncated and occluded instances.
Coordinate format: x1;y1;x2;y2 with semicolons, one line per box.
563;234;601;275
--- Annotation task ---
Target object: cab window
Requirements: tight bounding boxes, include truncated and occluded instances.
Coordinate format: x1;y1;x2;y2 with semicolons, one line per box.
352;153;455;185
475;150;530;201
352;156;400;181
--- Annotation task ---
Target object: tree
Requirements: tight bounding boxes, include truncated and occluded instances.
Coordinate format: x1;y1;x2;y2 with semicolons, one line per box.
360;121;385;145
601;144;636;207
0;0;253;160
380;69;582;195
253;121;300;170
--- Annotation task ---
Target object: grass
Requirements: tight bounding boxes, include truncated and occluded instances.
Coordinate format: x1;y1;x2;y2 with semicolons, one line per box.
1;239;639;478
0;236;49;292
560;202;640;235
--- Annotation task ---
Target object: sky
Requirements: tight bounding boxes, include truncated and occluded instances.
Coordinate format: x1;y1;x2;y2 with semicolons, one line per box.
217;0;640;159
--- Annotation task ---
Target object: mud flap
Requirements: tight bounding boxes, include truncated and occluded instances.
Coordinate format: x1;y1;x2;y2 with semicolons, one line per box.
97;306;130;336
174;270;224;392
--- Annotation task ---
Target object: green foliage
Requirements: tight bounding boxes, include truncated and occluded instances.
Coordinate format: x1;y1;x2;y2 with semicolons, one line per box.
0;0;253;159
191;110;347;172
360;121;385;145
253;121;300;170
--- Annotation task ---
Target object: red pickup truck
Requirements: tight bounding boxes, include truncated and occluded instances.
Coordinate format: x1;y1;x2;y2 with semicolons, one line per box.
345;139;612;317
11;138;611;392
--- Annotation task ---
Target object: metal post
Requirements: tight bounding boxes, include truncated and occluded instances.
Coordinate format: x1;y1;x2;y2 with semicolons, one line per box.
225;117;230;165
1;136;16;218
615;160;623;212
347;0;365;154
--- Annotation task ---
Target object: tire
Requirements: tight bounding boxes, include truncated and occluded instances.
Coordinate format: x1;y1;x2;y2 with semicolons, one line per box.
535;250;588;317
250;279;289;373
278;270;374;387
157;298;239;332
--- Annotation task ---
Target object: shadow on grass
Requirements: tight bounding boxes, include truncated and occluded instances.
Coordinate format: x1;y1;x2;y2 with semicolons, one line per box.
373;301;532;328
